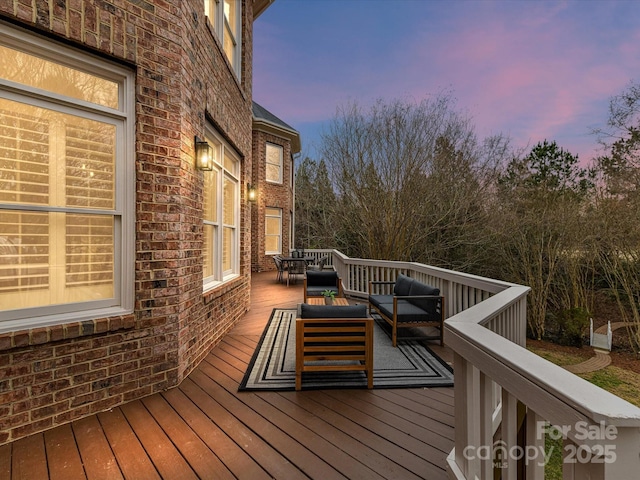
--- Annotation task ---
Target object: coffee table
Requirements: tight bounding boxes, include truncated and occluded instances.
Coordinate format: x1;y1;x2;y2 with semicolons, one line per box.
305;297;349;306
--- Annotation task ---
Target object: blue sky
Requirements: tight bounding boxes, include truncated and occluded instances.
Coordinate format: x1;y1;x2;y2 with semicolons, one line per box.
253;0;640;163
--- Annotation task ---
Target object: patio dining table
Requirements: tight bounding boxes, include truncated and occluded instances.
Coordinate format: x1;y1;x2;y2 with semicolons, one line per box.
280;256;314;286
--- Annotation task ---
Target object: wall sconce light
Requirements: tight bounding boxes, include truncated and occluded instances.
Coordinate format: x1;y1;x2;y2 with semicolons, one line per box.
247;184;257;202
195;136;213;171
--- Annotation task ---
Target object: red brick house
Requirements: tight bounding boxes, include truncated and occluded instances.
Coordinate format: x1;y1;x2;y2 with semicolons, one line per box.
0;0;274;444
251;101;301;272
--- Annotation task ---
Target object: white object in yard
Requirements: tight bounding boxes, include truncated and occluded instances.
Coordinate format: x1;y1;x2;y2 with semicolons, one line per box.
590;318;612;351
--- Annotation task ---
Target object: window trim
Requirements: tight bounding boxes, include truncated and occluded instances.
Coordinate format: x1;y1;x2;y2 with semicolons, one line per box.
265;142;284;184
0;22;135;333
265;207;282;255
202;125;240;291
204;0;242;79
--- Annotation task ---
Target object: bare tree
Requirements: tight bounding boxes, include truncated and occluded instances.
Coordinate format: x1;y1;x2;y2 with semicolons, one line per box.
320;95;507;267
591;81;640;353
294;157;337;249
493;140;596;340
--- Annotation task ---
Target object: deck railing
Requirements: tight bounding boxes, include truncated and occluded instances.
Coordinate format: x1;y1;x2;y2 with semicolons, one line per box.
305;249;640;479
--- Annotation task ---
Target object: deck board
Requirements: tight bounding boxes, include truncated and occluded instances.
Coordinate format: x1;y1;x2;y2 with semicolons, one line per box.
161;387;271;480
259;391;419;480
178;377;307;480
141;395;235;480
0;444;10;480
44;424;87;480
2;272;455;479
11;434;47;480
73;415;124;480
119;401;198;480
97;408;160;480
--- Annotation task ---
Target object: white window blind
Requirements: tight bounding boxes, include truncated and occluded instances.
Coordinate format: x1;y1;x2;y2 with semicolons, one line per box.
0;24;134;329
266;143;283;184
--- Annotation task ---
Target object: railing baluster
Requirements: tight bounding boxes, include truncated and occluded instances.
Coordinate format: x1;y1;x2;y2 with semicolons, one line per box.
479;372;494;480
501;389;518;480
526;410;545;480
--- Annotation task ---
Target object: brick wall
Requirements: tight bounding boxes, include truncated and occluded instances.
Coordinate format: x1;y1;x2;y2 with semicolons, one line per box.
0;0;254;444
251;131;295;272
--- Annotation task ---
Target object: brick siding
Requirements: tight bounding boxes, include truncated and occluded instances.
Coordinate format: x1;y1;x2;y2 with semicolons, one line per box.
251;131;295;272
0;0;254;444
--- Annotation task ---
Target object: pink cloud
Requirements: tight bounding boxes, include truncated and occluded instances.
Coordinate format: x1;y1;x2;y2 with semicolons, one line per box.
253;1;640;162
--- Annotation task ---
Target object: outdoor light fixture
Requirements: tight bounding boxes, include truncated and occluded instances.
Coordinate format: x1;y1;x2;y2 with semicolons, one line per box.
247;184;257;202
195;136;213;171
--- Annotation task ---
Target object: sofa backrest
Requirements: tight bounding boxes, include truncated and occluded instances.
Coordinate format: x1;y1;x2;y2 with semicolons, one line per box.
393;273;414;296
306;270;339;287
300;304;368;319
408;280;441;314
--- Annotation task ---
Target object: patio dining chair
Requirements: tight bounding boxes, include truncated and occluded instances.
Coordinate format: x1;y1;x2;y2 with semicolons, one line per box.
307;255;328;271
287;258;306;285
273;255;286;283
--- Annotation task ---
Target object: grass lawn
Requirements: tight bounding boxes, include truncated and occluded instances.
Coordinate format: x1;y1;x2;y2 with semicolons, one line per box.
527;344;640;479
527;345;640;407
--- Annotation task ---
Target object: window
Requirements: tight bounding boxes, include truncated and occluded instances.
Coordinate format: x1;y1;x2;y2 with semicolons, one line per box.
204;0;242;78
265;208;282;254
0;24;134;331
202;126;240;289
266;143;283;184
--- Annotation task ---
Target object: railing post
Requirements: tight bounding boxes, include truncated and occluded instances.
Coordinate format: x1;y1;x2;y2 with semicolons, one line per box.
454;352;480;478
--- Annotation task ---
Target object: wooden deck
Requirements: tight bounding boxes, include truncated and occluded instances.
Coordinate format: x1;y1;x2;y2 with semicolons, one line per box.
0;272;455;480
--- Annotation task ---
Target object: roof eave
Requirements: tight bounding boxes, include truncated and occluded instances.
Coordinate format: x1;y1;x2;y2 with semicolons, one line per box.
253;118;302;154
253;0;275;20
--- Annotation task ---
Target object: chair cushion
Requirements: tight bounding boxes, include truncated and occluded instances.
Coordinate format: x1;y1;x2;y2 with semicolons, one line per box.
408;281;440;313
393;274;414;296
306;270;339;287
300;304;367;319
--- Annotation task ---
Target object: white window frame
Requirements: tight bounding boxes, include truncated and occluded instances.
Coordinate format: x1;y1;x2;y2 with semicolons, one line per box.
0;22;135;333
202;126;240;291
204;0;242;79
265;207;282;255
265;142;283;184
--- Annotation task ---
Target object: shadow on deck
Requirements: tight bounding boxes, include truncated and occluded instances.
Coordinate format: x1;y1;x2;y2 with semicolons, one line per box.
0;272;455;480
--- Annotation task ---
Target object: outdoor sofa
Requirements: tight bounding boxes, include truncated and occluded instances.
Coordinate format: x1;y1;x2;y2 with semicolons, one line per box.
295;304;374;390
368;273;444;347
303;270;344;302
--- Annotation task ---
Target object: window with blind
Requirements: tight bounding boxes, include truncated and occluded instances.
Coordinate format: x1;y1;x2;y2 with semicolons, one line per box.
204;0;242;79
0;25;134;329
202;127;240;289
265;143;283;184
265;208;282;255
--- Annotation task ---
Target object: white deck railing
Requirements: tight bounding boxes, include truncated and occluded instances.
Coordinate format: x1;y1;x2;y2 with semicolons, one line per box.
305;249;640;479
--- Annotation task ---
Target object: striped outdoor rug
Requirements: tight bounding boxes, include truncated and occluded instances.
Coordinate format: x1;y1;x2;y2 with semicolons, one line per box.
239;309;454;391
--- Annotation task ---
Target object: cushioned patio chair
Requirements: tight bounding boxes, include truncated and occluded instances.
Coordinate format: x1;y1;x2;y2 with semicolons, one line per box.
295;304;373;390
304;270;344;302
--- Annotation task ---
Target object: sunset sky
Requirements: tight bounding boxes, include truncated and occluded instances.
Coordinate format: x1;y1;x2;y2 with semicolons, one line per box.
253;0;639;164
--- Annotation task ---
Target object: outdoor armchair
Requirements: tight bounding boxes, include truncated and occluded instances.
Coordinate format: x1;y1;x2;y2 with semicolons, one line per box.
295;304;373;390
304;270;344;302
